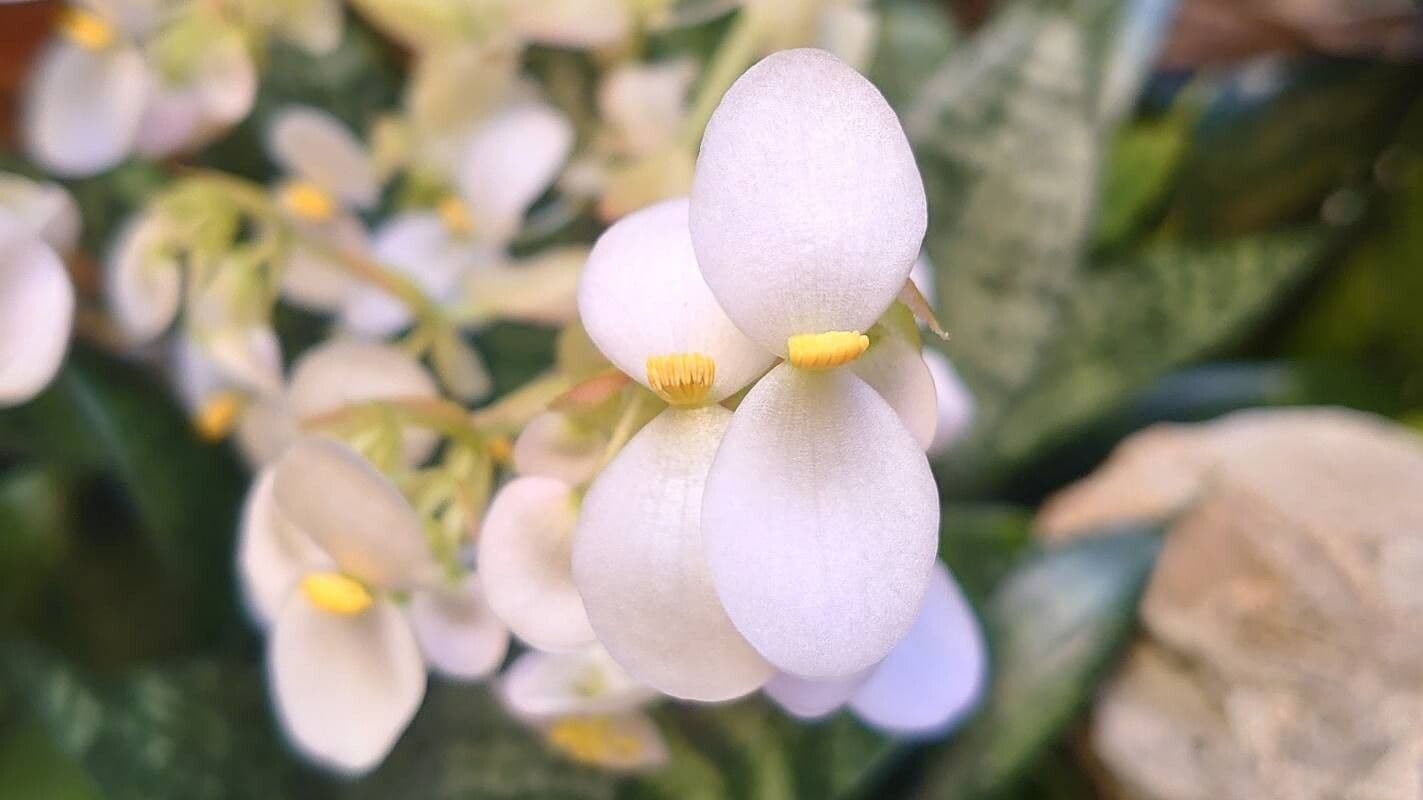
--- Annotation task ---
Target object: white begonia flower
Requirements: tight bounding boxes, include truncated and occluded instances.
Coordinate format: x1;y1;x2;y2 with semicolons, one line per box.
571;197;776;701
689;49;939;679
765;561;987;737
457;102;573;248
599;59;696;157
512;410;608;486
477;475;595;651
133;15;257;159
247;438;509;773
0;178;77;406
265;106;379;311
23;3;151;177
508;0;632;50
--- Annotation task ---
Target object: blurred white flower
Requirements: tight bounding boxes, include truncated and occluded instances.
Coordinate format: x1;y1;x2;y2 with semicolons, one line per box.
923;349;976;458
133;9;257;159
571;197;776;701
262;0;347;56
242;437;508;774
744;0;879;69
688;48;940;679
511;410;608;486
765;561;987;737
0;176;77;406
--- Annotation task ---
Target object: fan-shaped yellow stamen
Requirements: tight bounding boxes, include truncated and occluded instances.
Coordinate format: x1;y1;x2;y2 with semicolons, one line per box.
546;716;647;766
194;391;245;442
278;181;336;223
438;196;473;237
301;573;374;615
58;8;115;51
787;331;869;370
646;353;715;406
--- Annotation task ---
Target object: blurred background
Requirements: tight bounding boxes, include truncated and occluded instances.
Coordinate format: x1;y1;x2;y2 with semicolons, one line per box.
1;0;1421;797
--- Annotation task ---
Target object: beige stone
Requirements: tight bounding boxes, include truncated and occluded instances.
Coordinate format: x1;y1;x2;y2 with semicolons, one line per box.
1037;408;1423;800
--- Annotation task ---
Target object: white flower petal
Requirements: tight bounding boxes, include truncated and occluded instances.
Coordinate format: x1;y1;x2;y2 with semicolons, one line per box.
909;252;935;310
510;0;631;49
689;48;926;355
24;43;149;177
106;212;180;341
407;574;510;681
271;437;441;590
267;106;378;208
923;350;975;458
276;0;344;55
703;364;939;678
462;246;583;327
0;175;80;253
133;87;204;159
459;103;572;245
577;198;774;402
512;411;607;486
599;59;695;155
237;467;333;627
342;212;478;337
269;594;425;775
574;405;773;701
192;32;257;127
204;325;284;398
0;239;74;406
763;670;867;720
286;339;441;465
233;395;298;467
852;321;937;451
499;644;655;723
849;561;986;736
477;476;595;651
279;214;367;311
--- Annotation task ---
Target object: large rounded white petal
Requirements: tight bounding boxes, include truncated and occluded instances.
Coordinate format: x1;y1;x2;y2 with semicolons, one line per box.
0;240;74;406
407;574;510;681
923;350;975;458
477;476;595;651
574;405;772;701
286;339;440;465
499;644;655;723
269;594;425;775
23;43;149;177
106;212;180;341
763;670;867;720
271;437;441;590
852;324;937;451
849;561;986;736
510;0;631;49
266;106;378;208
703;364;939;678
0;175;80;253
237;467;333;627
459;103;572;245
689;48;926;355
577;198;774;402
512;411;607;486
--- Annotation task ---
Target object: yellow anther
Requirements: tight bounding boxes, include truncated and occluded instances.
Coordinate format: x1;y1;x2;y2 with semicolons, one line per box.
437;196;473;237
278;181;336;223
58;7;115;51
194;391;245;442
645;353;715;406
546;716;647;766
487;435;513;465
787;331;869;370
300;573;374;615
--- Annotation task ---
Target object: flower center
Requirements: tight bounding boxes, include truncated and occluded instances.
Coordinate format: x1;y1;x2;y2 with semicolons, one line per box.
301;572;374;615
438;196;473;237
194;390;245;442
546;716;647;765
58;8;115;51
646;353;715;406
486;435;513;464
787;331;869;370
278;181;336;223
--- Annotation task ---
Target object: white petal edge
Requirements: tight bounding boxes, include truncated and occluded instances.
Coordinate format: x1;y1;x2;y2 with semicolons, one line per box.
461;246;583;327
510;0;631;49
407;574;511;681
848;561;987;737
236;467;334;628
266;105;378;208
512;411;607;486
704;364;940;678
0;239;74;406
24;43;149;177
269;594;425;775
271;437;441;590
0;175;80;253
689;48;926;355
459;103;572;245
763;670;867;720
923;349;976;458
476;476;596;651
499;644;656;723
577;198;775;402
278;214;368;311
574;405;773;701
852;325;937;451
106;212;180;341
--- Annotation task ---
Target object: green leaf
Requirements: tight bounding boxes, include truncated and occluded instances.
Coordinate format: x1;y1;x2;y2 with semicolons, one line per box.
1091;112;1190;253
914;525;1162;799
937;504;1035;604
0;644;324;800
0;467;71;621
0;720;100;800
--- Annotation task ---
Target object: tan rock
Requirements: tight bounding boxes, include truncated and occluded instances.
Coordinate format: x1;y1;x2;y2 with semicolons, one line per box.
1037;408;1423;800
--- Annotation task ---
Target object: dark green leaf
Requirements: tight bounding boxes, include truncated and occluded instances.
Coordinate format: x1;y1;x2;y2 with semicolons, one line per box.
937;504;1035;604
0;467;71;620
913;525;1162;799
0;720;100;800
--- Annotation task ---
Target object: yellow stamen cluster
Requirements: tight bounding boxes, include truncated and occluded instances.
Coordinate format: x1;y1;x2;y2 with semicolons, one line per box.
787;331;869;370
278;181;336;223
195;391;245;442
301;573;374;615
438;196;473;237
645;353;715;406
546;716;647;766
58;7;115;51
